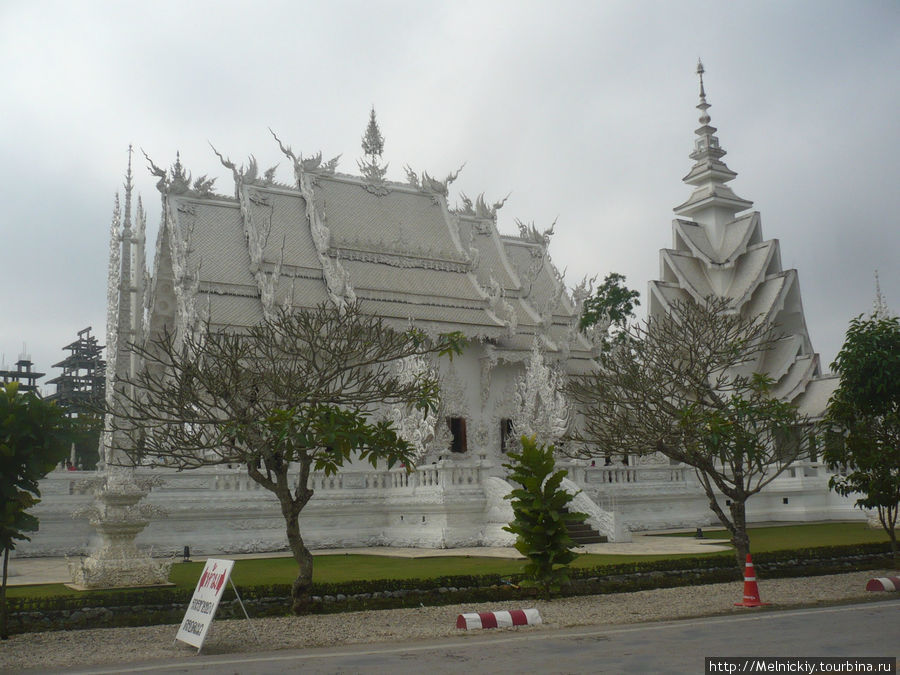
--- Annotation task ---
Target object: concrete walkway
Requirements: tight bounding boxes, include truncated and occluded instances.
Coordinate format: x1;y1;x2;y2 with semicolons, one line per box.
5;534;731;587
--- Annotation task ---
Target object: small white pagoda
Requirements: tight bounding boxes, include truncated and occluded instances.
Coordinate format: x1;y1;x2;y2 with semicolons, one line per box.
69;148;171;587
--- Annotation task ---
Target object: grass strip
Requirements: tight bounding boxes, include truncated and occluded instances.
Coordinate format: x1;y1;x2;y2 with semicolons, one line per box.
7;522;890;601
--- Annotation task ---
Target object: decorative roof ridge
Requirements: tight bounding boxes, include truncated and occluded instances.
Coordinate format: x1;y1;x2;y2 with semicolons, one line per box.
315;168;439;192
499;234;548;248
404;164;465;204
330;246;472;273
211;146;280;198
167;191;239;205
452;192;509;220
329;230;470;265
515;218;556;247
270;129;341;181
242;179;298;194
142;149;221;200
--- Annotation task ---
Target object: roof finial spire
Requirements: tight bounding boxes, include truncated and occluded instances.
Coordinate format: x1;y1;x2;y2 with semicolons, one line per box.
358;106;388;182
673;60;753;227
123;144;134;234
125;144;133;191
696;59;711;126
873;269;891;317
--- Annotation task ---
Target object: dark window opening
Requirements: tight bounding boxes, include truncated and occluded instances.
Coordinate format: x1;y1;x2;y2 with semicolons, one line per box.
775;425;805;462
448;417;467;453
500;418;514;454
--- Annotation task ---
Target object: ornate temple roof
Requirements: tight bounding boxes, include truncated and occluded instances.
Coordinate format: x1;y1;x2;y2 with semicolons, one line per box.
142;122;593;367
650;61;835;413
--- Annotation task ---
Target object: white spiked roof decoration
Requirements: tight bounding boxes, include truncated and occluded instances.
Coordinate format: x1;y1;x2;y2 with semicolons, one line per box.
650;62;824;403
873;270;895;318
674;60;753;236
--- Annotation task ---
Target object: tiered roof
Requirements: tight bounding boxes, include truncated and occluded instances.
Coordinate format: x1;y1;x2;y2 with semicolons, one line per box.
650;61;829;407
144;126;593;368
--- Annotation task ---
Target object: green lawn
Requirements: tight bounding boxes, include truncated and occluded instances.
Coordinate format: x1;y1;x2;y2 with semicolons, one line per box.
6;522;889;600
663;522;889;551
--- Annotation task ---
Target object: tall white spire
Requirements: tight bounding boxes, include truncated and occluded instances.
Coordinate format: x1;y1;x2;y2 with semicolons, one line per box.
72;144;171;589
650;62;821;403
873;270;893;317
674;60;753;238
104;144;148;465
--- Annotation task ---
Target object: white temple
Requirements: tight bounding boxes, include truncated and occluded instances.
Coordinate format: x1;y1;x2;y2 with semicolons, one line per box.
18;67;862;562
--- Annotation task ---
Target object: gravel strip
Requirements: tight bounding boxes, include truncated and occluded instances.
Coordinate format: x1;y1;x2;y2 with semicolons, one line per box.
1;569;894;671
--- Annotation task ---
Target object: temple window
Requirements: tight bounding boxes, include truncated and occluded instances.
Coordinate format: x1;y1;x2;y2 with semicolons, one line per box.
499;418;513;453
806;426;819;463
448;417;467;453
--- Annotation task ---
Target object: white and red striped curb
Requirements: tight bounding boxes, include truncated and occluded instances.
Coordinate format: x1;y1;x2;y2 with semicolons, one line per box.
456;608;542;630
865;577;900;592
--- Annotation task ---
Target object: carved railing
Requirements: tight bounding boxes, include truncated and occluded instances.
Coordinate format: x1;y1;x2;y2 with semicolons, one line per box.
38;458;821;500
560;462;690;486
307;463;484;493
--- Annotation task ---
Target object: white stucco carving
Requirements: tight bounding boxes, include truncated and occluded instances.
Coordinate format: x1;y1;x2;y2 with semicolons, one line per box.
169;201;203;338
386;355;439;463
484;275;517;337
512;340;569;449
516;218;555;246
405;164;464;204
102;194;121;468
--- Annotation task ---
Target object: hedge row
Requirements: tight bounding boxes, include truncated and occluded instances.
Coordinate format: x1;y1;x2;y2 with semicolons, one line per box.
6;541;894;635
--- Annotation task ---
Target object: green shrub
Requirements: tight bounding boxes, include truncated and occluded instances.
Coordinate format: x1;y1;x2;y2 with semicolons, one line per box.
503;436;587;600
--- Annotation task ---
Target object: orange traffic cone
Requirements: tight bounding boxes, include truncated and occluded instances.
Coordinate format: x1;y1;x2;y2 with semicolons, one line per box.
734;553;769;607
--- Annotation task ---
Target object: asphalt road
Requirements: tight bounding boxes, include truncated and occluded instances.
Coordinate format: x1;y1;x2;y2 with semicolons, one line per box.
65;599;900;675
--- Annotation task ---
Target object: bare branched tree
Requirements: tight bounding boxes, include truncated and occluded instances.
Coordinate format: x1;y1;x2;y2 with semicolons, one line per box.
107;302;463;612
566;298;808;567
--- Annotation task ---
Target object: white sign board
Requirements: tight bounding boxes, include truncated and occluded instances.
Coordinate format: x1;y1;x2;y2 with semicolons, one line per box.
176;558;235;650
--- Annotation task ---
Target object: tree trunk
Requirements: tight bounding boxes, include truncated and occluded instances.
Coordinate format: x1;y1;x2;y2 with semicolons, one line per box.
877;505;898;568
285;510;314;614
697;472;745;571
729;500;750;570
270;475;314;614
1;546;9;640
247;457;316;614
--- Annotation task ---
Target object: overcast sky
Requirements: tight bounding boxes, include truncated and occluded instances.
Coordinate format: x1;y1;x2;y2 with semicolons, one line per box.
1;0;898;391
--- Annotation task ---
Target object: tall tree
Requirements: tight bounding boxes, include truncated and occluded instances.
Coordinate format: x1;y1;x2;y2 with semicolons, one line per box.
823;313;900;561
108;302;462;613
567;298;808;568
0;383;72;639
579;272;640;347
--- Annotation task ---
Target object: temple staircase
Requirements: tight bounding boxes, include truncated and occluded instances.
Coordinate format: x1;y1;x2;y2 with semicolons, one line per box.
564;508;607;545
